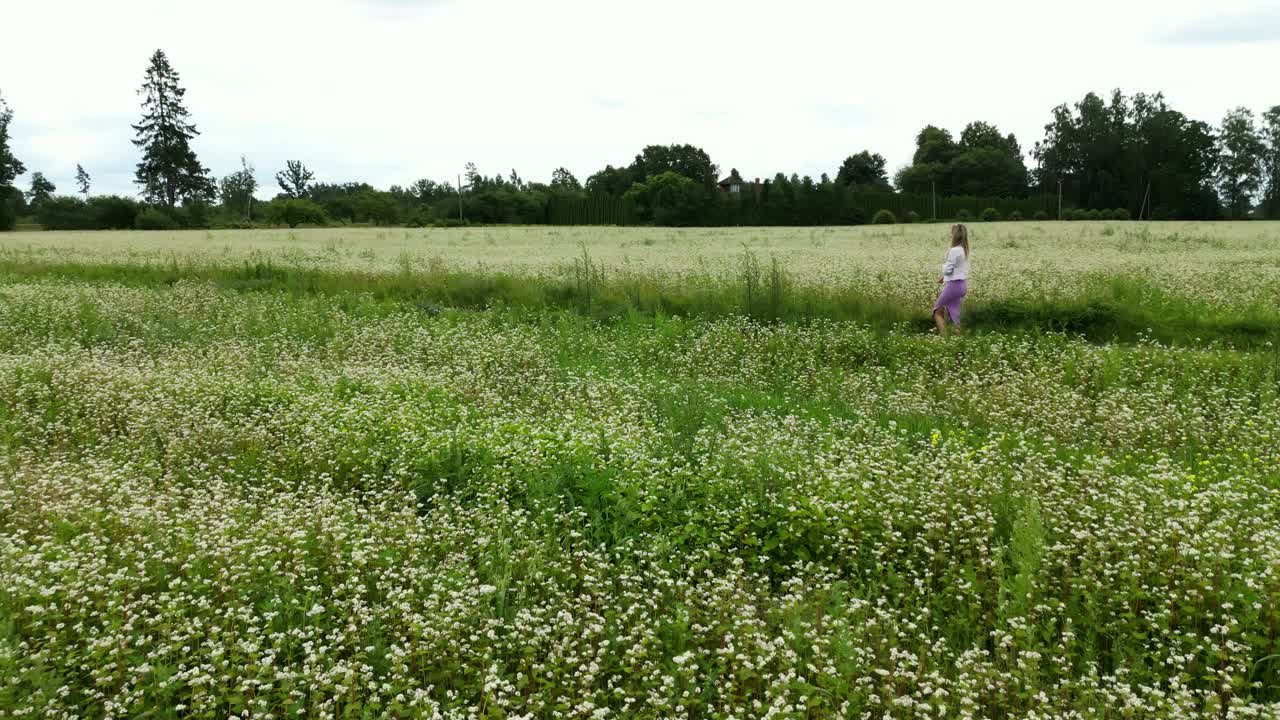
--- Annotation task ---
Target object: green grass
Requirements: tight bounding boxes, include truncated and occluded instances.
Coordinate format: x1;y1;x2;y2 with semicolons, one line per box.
1;255;1277;348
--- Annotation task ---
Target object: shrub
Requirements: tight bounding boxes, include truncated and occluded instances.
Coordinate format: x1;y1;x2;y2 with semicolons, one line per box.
872;209;897;225
1008;210;1023;221
1033;210;1049;221
905;210;920;224
36;196;93;230
955;209;972;221
1110;208;1131;221
434;217;470;228
268;198;329;228
404;208;437;228
980;207;1001;222
0;194;15;231
135;207;180;231
89;196;142;229
1086;209;1101;221
181;198;212;229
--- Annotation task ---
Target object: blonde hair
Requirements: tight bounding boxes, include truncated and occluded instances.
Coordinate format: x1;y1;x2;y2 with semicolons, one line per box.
950;224;970;258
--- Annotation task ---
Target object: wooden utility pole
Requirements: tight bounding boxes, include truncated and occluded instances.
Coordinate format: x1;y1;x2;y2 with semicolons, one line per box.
457;174;464;223
1057;180;1063;221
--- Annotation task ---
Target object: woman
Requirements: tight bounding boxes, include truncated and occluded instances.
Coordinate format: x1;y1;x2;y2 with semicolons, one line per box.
932;224;970;336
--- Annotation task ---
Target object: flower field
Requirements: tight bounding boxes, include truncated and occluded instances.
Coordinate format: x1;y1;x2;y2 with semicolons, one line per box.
1;223;1279;718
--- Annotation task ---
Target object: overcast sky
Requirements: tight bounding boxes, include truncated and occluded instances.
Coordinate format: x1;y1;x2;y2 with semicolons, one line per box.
2;0;1277;198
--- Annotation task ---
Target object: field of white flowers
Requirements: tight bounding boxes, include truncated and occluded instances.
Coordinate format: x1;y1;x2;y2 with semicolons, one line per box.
1;224;1279;718
3;222;1280;310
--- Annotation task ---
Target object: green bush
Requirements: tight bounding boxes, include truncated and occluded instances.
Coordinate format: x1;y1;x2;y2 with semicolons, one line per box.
404;208;437;228
0;188;16;231
181;198;212;229
1008;210;1023;221
980;207;1001;222
267;198;329;228
1033;210;1049;221
135;207;180;231
434;217;470;228
36;196;93;230
905;210;920;224
89;196;142;229
872;209;897;225
955;209;972;221
1086;209;1101;221
1110;208;1131;221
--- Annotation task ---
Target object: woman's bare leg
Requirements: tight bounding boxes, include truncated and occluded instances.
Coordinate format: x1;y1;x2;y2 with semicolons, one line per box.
933;309;947;336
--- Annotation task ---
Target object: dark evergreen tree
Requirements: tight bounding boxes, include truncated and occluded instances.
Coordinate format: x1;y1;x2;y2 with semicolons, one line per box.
463;162;481;191
132;50;215;207
275;160;314;199
75;164;91;196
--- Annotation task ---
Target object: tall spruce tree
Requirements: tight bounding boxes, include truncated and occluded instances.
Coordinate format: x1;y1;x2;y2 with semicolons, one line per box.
132;50;214;207
75;164;91;196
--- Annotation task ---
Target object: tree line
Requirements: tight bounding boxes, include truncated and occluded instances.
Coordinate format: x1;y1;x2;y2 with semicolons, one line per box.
1;50;1278;231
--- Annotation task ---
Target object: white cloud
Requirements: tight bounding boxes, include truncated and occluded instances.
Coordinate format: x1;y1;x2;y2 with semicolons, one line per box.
1156;6;1280;44
2;0;1276;198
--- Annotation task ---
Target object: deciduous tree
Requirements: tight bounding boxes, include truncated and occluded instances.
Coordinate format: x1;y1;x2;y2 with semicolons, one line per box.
629;145;718;187
0;92;23;231
220;156;258;218
0;92;25;188
275;160;314;199
584;165;633;196
1261;106;1280;219
836;151;890;190
26;172;55;208
550;167;581;192
1217;106;1264;218
1032;90;1220;218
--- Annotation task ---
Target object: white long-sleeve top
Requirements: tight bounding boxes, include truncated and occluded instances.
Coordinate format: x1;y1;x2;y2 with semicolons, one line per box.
941;245;969;281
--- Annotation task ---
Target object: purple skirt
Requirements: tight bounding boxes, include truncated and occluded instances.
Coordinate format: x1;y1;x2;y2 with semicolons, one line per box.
933;279;967;323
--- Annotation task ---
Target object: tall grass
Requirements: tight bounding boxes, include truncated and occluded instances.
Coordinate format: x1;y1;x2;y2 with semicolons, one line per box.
1;254;1276;348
